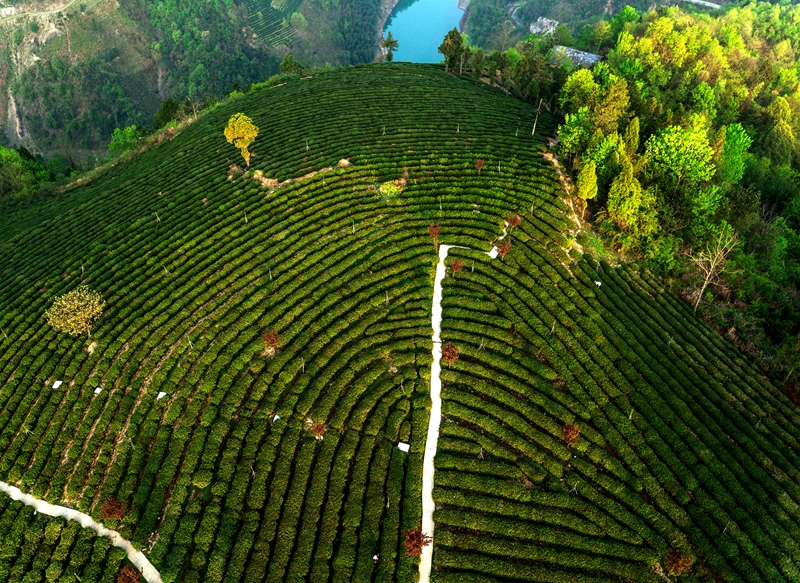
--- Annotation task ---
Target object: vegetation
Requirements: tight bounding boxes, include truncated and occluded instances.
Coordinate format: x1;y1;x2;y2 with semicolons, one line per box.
404;528;432;557
0;62;798;583
224;113;259;168
556;2;800;357
44;286;105;337
382;32;399;63
0;491;130;583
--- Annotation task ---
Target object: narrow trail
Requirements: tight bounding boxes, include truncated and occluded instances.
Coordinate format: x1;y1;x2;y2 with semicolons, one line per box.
0;0;80;23
418;243;498;583
0;481;162;583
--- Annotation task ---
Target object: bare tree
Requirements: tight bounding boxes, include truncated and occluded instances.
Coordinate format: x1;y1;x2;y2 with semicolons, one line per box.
689;227;738;312
118;565;142;583
404;528;432;556
441;343;459;366
666;551;693;576
451;258;464;276
310;422;327;440
562;423;580;446
101;498;126;521
262;330;280;357
428;225;441;248
475;159;485;176
507;215;522;229
497;240;511;259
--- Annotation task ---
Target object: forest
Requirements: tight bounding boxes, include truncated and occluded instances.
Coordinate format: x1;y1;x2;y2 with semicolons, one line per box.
551;2;800;364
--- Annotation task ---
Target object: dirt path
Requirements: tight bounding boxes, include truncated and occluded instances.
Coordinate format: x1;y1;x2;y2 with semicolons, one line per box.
418;242;498;583
0;0;80;23
0;481;162;582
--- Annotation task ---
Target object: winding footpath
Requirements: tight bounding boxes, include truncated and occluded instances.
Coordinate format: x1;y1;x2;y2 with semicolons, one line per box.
0;481;162;583
419;243;498;583
0;0;81;23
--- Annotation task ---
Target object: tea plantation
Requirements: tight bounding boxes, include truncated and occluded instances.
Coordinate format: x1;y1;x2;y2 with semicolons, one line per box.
0;64;797;583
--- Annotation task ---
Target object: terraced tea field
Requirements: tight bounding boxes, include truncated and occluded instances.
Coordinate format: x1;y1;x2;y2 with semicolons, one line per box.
243;0;304;46
0;64;797;583
0;490;129;582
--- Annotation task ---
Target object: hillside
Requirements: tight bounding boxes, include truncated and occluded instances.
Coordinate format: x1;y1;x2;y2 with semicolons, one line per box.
0;64;798;583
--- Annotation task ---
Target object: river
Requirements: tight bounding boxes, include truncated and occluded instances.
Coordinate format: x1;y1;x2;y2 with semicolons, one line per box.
383;0;464;63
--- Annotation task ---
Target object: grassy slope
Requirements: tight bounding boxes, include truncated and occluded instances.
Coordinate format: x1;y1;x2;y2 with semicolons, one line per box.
0;64;796;583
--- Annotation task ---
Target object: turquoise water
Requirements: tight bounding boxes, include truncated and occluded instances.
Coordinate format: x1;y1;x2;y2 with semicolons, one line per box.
383;0;464;63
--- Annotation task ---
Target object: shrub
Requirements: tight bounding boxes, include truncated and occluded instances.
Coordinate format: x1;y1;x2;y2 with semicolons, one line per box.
100;498;125;521
45;286;105;337
118;565;141;583
666;551;693;575
562;423;580;446
404;528;431;557
442;343;459;366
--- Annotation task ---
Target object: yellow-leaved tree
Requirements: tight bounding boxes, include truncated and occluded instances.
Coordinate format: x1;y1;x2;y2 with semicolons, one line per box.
224;113;259;167
45;285;105;337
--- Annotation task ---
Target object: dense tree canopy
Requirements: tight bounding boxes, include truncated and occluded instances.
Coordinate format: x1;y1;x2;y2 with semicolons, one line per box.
555;2;800;351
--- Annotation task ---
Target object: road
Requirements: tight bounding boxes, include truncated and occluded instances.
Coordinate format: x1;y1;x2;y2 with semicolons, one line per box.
0;0;81;24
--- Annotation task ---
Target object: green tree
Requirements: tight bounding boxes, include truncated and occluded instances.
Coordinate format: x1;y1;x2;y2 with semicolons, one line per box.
439;28;464;73
560;69;598;114
108;125;140;154
765;96;795;165
0;146;47;200
289;12;308;30
382;32;399;62
558;107;592;162
718;123;752;184
607;150;658;244
623;116;640;156
280;54;306;75
576;160;598;218
593;77;629;135
471;48;485;82
645;124;715;197
224;113;259;167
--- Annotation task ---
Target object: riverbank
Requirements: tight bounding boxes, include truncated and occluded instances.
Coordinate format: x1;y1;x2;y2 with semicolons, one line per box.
375;0;404;60
458;1;471;33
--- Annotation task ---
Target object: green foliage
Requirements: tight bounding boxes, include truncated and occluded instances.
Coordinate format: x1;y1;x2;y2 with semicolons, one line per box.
558;108;591;158
279;54;306;76
606;149;657;245
2;63;800;583
382;32;399;63
556;2;800;345
108;125;141;154
717;123;752;185
560;69;598;114
122;0;279;101
13;55;146;150
438;28;465;72
289;12;307;30
576;160;597;201
0;146;49;201
645;124;715;195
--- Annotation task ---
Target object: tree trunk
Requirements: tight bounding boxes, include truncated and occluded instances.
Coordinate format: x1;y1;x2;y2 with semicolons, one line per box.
694;277;710;312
